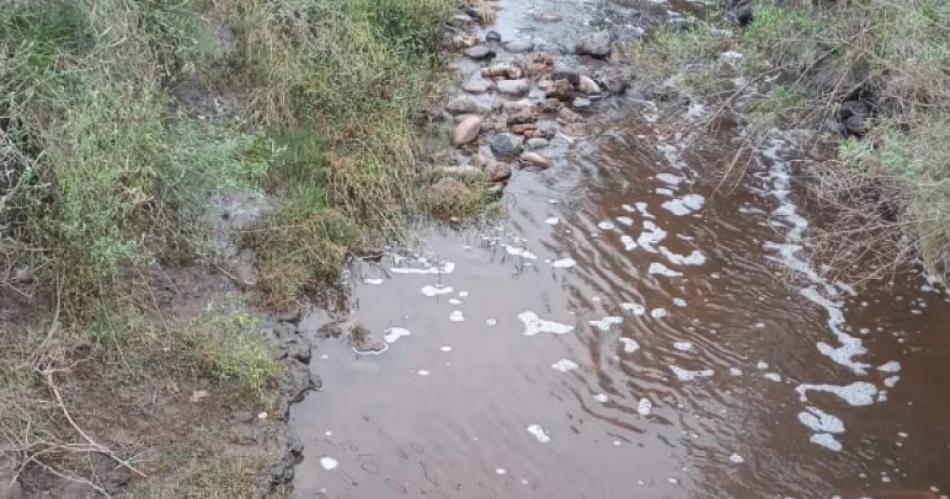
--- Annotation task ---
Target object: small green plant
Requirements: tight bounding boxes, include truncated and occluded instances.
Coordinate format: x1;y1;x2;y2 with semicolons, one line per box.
179;309;283;397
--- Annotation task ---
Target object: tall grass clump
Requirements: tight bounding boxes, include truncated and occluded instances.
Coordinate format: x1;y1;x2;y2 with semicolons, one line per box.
0;0;268;313
220;0;454;307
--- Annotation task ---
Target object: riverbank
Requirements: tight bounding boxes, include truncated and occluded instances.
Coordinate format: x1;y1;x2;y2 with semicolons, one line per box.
0;0;466;496
626;0;949;283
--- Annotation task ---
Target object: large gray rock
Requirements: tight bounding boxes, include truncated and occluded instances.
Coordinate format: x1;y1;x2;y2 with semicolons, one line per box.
577;75;602;95
487;133;525;157
593;67;631;95
526;137;549;150
504;40;535;53
575;31;612;58
520;152;552;169
484;161;512;181
465;46;496;60
496;79;531;96
446;96;488;115
452;115;483;145
462;79;492;94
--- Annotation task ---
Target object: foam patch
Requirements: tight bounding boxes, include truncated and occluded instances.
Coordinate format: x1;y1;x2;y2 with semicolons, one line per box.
421;284;454;297
796;381;878;406
551;358;580;372
649;262;683;277
619;337;640;353
589;316;623;332
384;327;411;344
519;311;575;336
527;424;551;443
670;365;714;381
391;261;455;275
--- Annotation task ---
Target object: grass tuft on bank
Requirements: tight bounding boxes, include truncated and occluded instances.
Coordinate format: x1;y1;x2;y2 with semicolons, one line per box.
629;0;950;281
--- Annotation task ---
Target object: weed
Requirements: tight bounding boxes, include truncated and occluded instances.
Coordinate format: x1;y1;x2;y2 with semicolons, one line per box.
176;308;283;398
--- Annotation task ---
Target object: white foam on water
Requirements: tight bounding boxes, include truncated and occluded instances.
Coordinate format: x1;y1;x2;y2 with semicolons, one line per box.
319;457;339;470
657;173;685;185
637;398;653;416
589;316;623;331
421;284;454;297
796;381;878;406
518;311;575;336
621;302;646;315
798;406;845;433
884;375;901;388
619;337;640;353
616;216;635;226
810;433;843;451
649;262;683;277
545;217;560;225
552;258;577;268
660;247;707;266
503;245;538;260
417;369;431;376
449;310;465;322
391;261;456;275
657;143;688;169
759;140;871;375
729;453;745;464
877;361;901;373
729;367;744;376
764;372;782;382
802;287;871;374
673;341;693;351
551;358;579;372
637;221;668;253
384;327;411;344
363;278;385;285
527;424;551;443
621;235;638;251
651;308;669;319
670;365;715;381
662;194;706;216
635;202;655;219
593;393;609;403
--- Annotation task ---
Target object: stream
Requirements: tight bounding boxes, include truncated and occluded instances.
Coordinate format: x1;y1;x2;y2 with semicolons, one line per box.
289;1;950;497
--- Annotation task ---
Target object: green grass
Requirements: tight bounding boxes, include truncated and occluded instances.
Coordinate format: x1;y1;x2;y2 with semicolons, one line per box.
220;0;455;308
1;0;456;310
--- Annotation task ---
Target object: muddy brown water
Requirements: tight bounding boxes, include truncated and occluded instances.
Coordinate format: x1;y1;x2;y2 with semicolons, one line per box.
289;1;950;498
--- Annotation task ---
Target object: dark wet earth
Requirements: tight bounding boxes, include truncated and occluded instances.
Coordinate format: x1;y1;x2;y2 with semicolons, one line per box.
289;1;950;497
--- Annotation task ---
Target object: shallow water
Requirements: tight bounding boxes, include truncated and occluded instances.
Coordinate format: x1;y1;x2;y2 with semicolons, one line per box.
289;1;950;497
